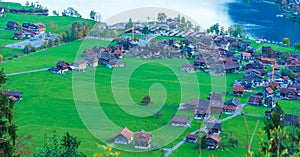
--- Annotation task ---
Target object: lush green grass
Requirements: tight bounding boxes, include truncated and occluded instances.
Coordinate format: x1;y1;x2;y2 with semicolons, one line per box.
169;116;264;157
0;39;111;74
0;2;35;10
155;36;186;41
245;39;300;54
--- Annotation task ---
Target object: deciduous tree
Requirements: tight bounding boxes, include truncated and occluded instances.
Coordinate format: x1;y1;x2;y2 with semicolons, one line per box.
282;37;290;46
157;12;167;23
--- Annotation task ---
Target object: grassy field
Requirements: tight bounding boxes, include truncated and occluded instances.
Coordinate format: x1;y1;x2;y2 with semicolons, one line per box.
245;39;300;54
0;7;96;59
0;39;251;156
169;116;264;157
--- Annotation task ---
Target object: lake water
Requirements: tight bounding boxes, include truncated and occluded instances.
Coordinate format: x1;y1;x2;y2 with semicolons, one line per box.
5;0;300;44
227;0;300;44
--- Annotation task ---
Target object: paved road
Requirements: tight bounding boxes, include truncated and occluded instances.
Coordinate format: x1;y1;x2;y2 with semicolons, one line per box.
5;34;58;49
6;68;49;76
163;103;248;157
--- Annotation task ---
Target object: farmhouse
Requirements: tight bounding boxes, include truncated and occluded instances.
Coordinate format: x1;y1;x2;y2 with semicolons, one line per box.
181;62;195;72
56;61;70;71
13;31;24;40
2;90;23;102
0;7;4;17
108;59;126;68
284;114;299;126
223;98;239;114
206;134;222;149
194;100;210;119
72;60;87;71
85;56;99;67
170;115;190;127
194;56;207;68
208;123;222;135
7;21;18;30
248;96;263;106
186;134;198;143
134;130;152;149
113;127;133;145
22;22;46;37
232;85;244;96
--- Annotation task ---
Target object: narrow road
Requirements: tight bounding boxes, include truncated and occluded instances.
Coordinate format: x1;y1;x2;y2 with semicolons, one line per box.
163;103;247;157
6;68;49;76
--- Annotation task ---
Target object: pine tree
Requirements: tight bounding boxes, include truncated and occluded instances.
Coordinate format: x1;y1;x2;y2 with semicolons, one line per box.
0;69;17;156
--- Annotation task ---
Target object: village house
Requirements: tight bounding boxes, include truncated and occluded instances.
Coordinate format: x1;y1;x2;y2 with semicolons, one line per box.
6;21;18;30
72;60;87;71
194;56;207;69
265;108;284;119
206;134;222;149
134;130;152;149
2;90;23;102
264;96;276;108
108;59;126;68
0;7;4;17
224;62;240;73
13;30;24;40
181;62;195;72
179;98;200;111
113;127;133;145
284;114;299;126
85;56;99;67
265;87;274;97
185;134;198;143
56;61;71;71
232;85;244;96
223;98;239;114
170;115;190;127
22;22;46;37
245;62;265;70
99;52;116;65
208;123;222;135
279;88;296;99
261;58;276;65
242;52;252;61
194;100;210;119
208;92;224;115
248;95;263;106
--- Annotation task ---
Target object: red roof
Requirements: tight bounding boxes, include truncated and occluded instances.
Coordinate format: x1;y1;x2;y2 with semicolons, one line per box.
186;134;198;139
206;134;221;142
268;82;280;88
266;87;274;94
134;130;151;142
273;65;280;70
242;52;251;57
233;85;244;92
114;127;133;141
261;58;276;63
114;50;122;55
291;60;300;65
223;105;237;110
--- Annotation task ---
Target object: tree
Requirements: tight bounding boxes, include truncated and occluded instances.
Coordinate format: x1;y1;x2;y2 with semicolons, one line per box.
282;37;290;46
49;21;58;33
142;26;150;35
52;10;59;16
0;54;3;62
186;20;193;31
23;44;31;54
93;144;121;157
125;18;133;30
281;68;297;80
110;30;119;37
141;95;151;105
194;25;200;32
281;51;289;60
25;1;29;6
90;10;96;20
228;136;239;148
157;12;167;23
61;132;83;157
0;69;17;156
34;131;85;157
294;41;300;50
44;40;49;49
54;37;61;45
180;16;187;31
264;104;284;139
48;39;54;48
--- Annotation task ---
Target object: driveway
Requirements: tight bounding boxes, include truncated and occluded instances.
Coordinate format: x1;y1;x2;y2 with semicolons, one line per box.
5;34;59;49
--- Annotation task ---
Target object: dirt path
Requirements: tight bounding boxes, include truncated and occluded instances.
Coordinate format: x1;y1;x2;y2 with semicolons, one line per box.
6;68;49;76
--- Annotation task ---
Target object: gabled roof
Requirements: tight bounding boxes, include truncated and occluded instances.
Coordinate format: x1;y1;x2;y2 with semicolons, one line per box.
212;123;222;131
3;90;23;97
171;115;189;124
266;87;274;94
233;85;244;92
114;127;133;141
242;52;251;57
186;134;198;139
248;96;262;104
206;134;222;142
134;130;151;142
224;98;240;106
